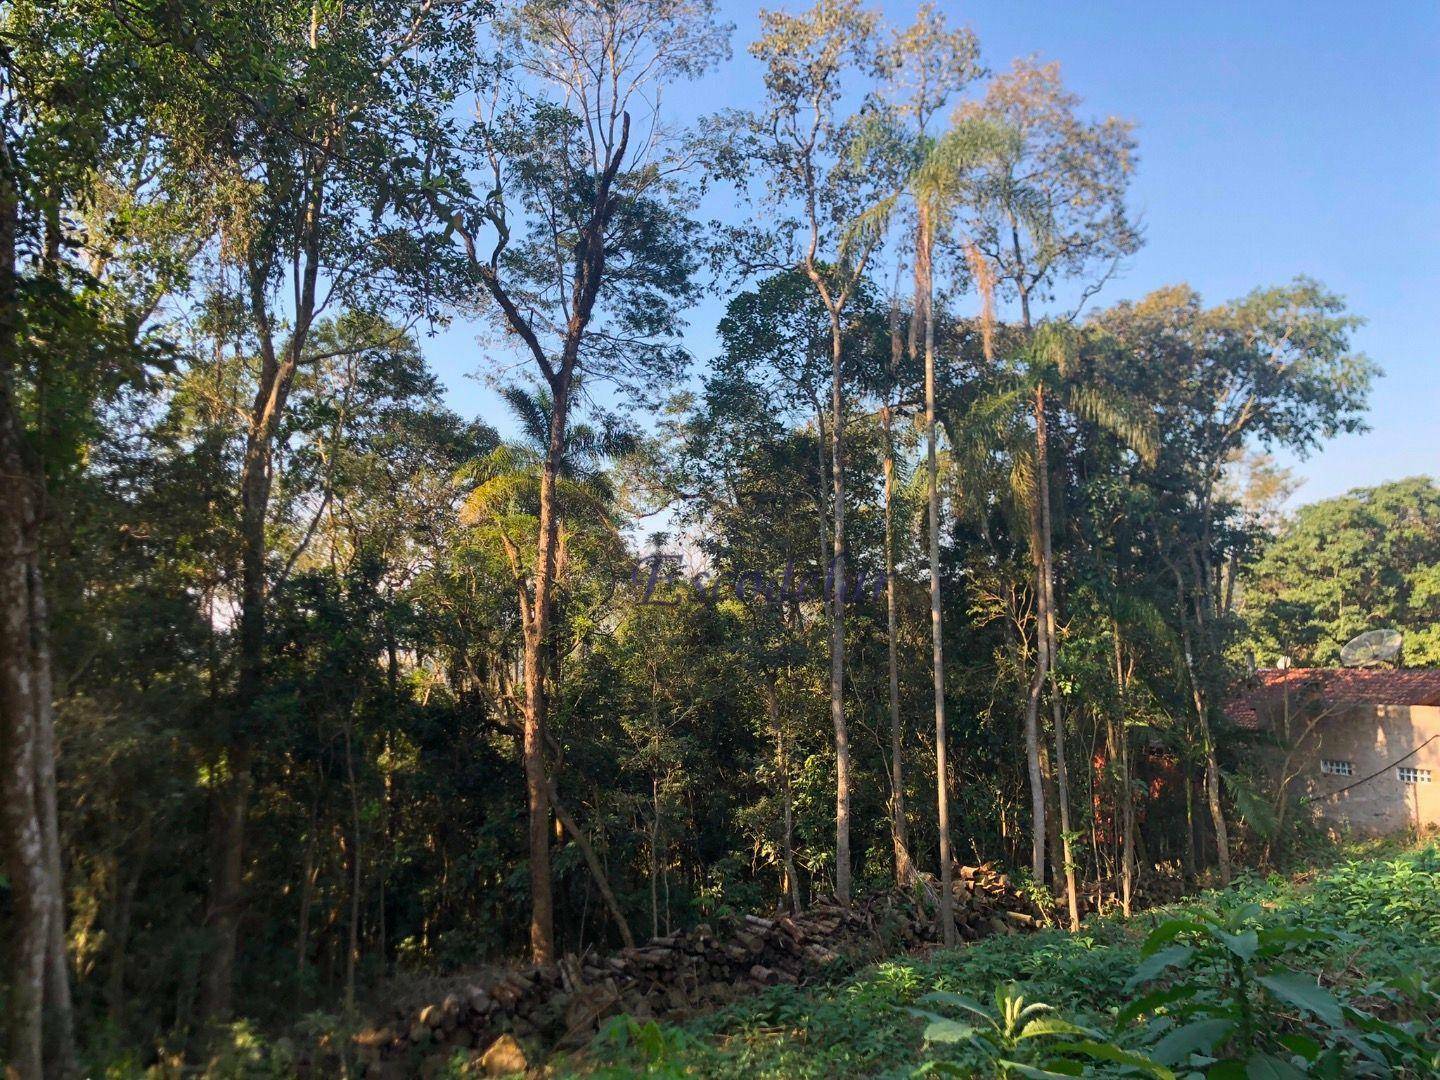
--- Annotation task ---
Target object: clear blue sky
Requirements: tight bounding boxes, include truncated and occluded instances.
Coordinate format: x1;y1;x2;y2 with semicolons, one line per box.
424;0;1439;506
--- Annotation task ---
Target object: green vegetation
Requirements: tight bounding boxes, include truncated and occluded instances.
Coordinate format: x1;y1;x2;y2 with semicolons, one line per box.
579;844;1440;1078
0;0;1420;1076
1242;477;1440;666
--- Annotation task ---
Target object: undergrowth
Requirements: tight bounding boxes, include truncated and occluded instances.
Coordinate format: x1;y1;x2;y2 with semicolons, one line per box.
570;841;1440;1078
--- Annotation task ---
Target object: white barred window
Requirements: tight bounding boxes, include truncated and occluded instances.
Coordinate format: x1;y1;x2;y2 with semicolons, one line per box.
1320;759;1353;777
1398;766;1432;784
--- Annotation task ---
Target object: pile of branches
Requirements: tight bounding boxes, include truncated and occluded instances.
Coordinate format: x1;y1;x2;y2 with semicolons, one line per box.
355;863;1043;1076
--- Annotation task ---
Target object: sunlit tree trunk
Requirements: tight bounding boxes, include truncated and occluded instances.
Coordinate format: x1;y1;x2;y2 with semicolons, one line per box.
1034;382;1081;929
884;299;913;886
917;209;956;943
824;307;852;905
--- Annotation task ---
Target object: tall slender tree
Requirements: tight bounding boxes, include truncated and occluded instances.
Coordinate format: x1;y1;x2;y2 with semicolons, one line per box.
744;0;892;904
959;58;1138;922
421;0;727;960
879;3;982;944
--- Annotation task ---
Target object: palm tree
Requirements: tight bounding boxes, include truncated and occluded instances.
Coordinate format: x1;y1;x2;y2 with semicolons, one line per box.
903;118;1011;944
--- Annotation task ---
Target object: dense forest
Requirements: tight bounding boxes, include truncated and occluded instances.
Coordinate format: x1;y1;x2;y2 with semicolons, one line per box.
0;0;1417;1075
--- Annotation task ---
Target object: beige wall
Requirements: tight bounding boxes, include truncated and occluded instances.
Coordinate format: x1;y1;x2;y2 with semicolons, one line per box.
1276;704;1440;835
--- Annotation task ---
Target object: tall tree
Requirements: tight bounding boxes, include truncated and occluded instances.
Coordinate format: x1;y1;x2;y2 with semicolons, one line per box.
0;3;191;1069
421;0;727;961
744;0;890;904
157;0;488;1019
879;2;982;943
960;58;1138;918
1097;280;1374;885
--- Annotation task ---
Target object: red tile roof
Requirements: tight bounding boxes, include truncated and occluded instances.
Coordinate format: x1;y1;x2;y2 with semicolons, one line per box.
1226;668;1440;730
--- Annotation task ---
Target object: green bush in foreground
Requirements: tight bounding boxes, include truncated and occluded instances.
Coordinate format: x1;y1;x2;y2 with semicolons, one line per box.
577;843;1440;1078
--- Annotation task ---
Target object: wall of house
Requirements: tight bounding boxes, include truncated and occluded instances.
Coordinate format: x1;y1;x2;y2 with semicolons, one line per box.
1286;704;1440;835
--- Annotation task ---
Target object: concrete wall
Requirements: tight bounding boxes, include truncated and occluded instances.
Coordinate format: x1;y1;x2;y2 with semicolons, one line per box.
1280;704;1440;835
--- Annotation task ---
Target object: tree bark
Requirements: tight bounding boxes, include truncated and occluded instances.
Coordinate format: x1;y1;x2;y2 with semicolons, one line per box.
0;157;73;1080
884;298;913;886
918;213;956;944
0;413;49;1080
548;776;635;949
1173;575;1231;885
1112;626;1136;917
1023;546;1048;885
1034;382;1080;929
825;307;851;905
202;152;326;1019
768;681;802;915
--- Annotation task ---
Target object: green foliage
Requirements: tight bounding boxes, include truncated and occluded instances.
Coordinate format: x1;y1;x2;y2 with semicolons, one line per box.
1242;477;1440;665
558;845;1440;1079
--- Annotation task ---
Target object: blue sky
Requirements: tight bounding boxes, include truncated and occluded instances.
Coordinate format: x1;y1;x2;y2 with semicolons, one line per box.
424;0;1439;506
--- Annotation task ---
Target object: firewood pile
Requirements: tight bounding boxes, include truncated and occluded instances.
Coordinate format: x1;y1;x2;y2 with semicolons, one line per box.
354;863;1043;1076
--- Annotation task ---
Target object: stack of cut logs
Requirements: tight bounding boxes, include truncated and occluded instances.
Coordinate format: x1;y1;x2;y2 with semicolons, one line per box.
356;864;1044;1076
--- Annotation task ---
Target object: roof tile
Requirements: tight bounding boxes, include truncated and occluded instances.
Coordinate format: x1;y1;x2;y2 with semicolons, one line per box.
1225;668;1440;729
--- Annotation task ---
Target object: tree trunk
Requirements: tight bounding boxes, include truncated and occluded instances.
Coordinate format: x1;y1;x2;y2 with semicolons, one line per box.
296;799;319;975
343;719;362;1014
1174;581;1231;885
919;214;956;944
1024;567;1048;885
1112;628;1136;917
1034;382;1080;929
825;308;851;905
548;778;635;949
883;302;913;886
0;167;73;1078
519;375;570;963
0;434;49;1080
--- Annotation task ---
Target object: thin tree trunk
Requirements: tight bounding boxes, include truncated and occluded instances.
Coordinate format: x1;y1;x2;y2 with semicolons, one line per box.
767;679;802;915
0;457;48;1080
1112;626;1136;917
106;853;143;1025
1;174;76;1078
884;298;913;886
203;208;321;1018
548;778;635;949
826;308;851;905
296;800;319;975
1173;574;1231;885
343;719;362;1014
1034;383;1080;929
519;376;569;963
650;776;660;939
918;213;956;945
883;411;913;884
1024;560;1048;885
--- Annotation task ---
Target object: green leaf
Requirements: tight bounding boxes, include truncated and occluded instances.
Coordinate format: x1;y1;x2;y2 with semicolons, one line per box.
1017;1017;1098;1041
1276;1033;1321;1062
1149;1018;1234;1065
917;991;994;1023
995;1060;1081;1079
1116;985;1199;1028
1141;920;1207;956
1053;1039;1176;1079
1127;945;1195;989
1256;971;1343;1026
1215;928;1259;961
922;1019;977;1045
1244;1051;1307;1079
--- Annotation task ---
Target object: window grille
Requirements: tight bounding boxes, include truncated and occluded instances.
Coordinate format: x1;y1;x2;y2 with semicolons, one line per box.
1320;759;1353;777
1398;766;1432;784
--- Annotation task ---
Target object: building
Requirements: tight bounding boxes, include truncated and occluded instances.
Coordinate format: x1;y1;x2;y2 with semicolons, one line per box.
1227;668;1440;835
